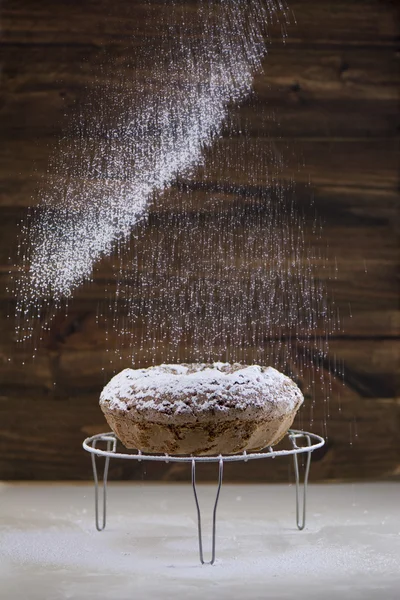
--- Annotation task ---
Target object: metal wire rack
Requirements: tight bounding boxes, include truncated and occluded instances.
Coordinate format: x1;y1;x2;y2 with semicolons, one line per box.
83;429;324;565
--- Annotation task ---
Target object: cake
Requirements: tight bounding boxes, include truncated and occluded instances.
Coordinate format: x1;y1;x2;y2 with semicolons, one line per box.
99;363;304;456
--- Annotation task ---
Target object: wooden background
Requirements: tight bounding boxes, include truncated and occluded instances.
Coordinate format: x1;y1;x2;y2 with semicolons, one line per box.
0;0;398;481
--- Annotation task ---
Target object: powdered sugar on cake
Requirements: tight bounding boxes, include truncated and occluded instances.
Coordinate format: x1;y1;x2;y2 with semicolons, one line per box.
100;363;303;418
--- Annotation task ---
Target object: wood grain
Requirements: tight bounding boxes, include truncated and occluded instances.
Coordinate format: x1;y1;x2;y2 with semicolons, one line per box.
0;0;398;481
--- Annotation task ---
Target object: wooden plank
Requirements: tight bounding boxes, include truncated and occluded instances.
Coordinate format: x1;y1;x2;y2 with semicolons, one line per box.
1;300;399;391
2;92;397;141
201;138;399;189
0;138;398;207
1;238;398;315
1;183;398;228
1;1;397;47
1;46;397;142
1;46;397;101
0;388;398;481
161;184;399;224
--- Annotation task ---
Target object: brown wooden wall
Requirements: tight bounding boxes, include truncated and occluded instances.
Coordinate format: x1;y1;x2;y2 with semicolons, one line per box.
0;1;399;481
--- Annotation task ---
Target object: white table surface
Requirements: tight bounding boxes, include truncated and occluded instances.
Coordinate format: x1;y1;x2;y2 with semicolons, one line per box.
0;482;399;599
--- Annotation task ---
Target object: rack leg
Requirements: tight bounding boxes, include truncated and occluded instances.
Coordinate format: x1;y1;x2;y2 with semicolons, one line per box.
291;434;312;530
191;458;224;565
91;439;113;531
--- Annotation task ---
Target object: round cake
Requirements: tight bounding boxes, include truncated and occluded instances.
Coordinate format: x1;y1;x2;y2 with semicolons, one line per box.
99;363;303;455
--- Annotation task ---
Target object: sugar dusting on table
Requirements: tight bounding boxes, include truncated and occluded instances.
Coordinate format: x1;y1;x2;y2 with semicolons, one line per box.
1;483;399;600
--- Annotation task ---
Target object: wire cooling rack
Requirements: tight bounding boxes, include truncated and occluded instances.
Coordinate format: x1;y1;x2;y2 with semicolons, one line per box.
83;429;324;564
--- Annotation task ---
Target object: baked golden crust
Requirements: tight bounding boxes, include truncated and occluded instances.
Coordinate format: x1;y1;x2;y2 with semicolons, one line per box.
99;363;303;455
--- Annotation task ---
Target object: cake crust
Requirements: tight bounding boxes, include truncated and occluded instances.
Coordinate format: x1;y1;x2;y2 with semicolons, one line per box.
99;363;304;455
